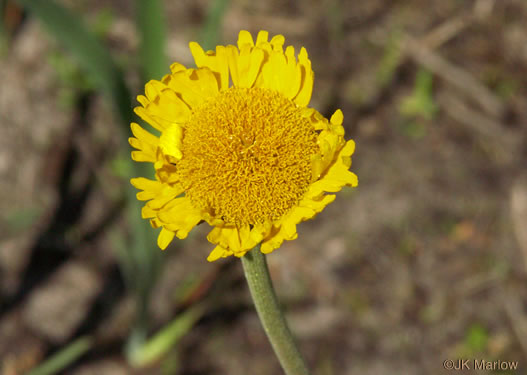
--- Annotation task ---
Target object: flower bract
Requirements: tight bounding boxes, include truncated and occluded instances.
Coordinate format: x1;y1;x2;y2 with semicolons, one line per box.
130;30;358;261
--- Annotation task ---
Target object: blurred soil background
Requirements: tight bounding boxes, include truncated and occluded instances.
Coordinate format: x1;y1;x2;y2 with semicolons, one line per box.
1;0;527;374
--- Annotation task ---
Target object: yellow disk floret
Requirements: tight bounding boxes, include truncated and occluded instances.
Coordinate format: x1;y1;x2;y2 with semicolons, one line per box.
177;87;318;225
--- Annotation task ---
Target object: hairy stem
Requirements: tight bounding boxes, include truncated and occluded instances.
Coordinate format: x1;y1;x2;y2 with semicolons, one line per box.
241;246;310;375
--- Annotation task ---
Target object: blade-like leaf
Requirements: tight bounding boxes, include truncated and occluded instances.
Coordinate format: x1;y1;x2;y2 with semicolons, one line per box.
135;0;167;81
15;0;133;126
27;336;93;375
200;0;230;50
16;0;161;356
130;304;206;367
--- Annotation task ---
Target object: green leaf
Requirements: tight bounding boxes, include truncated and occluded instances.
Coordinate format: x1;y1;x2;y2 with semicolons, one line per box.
465;323;489;353
15;0;133;126
16;0;161;356
200;0;230;51
399;69;438;120
135;0;167;80
4;206;43;234
0;0;9;56
377;31;403;87
130;304;206;367
92;7;115;38
27;336;93;375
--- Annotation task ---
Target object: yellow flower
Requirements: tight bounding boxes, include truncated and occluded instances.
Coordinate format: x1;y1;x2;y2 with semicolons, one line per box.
129;30;358;261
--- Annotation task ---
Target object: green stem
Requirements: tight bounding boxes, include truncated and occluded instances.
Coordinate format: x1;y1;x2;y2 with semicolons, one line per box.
241;246;311;375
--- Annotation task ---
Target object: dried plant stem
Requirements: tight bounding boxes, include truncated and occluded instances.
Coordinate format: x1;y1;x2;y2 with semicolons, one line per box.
241;246;310;375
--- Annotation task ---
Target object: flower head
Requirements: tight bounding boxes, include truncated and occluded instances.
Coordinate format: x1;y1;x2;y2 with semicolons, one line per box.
130;30;358;261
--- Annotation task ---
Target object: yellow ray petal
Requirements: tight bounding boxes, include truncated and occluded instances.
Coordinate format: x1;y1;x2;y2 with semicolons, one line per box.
134;107;163;132
146;194;177;210
135;87;191;130
308;141;358;196
159;124;183;160
207;245;230;262
189;43;229;90
260;193;336;254
300;194;336;216
283;46;302;99
129;124;158;163
255;30;269;46
270;34;285;53
238;47;265;88
163;68;219;108
237;30;254;49
206;224;258;258
137;95;149;107
131;122;159;146
131;177;162;194
338;139;356;168
226;45;241;86
141;205;156;219
131;151;156;163
260;225;285;254
258;51;289;94
157;197;202;239
330;109;344;125
169;62;186;74
158;227;175;250
144;80;166;101
293;47;314;107
207;226;240;253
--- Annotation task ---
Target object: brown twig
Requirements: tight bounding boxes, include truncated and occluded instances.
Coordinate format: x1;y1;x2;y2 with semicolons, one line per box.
420;12;473;50
502;291;527;360
402;36;506;119
510;176;527;274
436;92;518;164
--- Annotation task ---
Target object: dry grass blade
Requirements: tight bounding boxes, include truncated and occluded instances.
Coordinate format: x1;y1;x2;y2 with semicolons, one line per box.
403;36;506;119
510;175;527;273
437;91;518;163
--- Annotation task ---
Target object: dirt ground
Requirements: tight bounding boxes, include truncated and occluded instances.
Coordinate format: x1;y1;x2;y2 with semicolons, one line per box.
1;0;527;374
